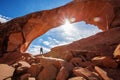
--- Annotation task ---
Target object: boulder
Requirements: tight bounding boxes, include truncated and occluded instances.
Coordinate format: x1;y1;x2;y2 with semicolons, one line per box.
95;66;112;80
70;57;82;66
113;44;120;58
39;56;74;71
71;50;100;60
28;64;43;77
37;56;73;80
0;52;34;65
0;52;23;65
68;77;86;80
73;67;99;80
28;77;36;80
70;57;93;67
18;61;31;68
92;56;118;68
64;52;73;61
20;73;31;80
37;64;58;80
5;78;12;80
19;53;35;64
102;68;120;80
0;64;15;80
13;61;31;75
56;67;69;80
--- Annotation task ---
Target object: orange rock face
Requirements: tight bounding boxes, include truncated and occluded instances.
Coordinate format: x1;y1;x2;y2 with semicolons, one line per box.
0;0;120;54
46;27;120;59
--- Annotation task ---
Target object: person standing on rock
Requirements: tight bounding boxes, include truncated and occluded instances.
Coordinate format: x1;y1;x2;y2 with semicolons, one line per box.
40;47;43;55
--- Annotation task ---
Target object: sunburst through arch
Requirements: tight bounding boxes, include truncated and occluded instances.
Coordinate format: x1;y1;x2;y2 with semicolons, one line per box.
26;19;102;55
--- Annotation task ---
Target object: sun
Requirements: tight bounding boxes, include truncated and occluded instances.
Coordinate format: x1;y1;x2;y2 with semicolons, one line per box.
64;19;72;27
61;18;75;35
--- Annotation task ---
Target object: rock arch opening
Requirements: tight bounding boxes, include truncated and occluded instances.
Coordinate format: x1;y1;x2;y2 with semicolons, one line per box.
26;21;102;55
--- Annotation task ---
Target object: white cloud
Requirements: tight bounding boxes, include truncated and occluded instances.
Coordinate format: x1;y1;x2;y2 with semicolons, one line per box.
43;41;50;46
43;37;61;48
0;14;10;23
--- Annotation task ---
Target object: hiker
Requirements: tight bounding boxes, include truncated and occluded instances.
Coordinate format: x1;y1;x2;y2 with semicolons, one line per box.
40;47;43;54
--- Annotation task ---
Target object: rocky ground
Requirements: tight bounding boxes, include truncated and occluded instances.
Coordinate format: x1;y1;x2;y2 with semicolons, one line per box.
0;43;120;80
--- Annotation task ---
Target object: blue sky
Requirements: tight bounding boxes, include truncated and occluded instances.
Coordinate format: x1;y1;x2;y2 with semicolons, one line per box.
0;0;72;18
0;0;102;55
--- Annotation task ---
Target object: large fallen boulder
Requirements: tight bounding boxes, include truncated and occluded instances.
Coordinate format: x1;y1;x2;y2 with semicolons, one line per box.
56;66;69;80
36;56;73;80
20;73;31;80
73;67;100;80
37;63;58;80
95;66;112;80
92;56;118;68
27;64;43;77
0;64;15;80
0;52;34;65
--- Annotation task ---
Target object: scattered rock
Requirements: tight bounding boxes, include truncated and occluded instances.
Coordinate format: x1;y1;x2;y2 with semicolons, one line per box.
28;64;43;77
12;61;31;76
18;61;31;68
56;66;69;80
73;67;99;80
28;77;36;80
68;77;86;80
70;57;82;66
95;66;112;80
0;64;15;80
39;56;74;71
64;52;73;61
92;56;118;68
102;68;120;80
5;78;12;80
20;73;31;80
37;64;57;80
113;44;120;58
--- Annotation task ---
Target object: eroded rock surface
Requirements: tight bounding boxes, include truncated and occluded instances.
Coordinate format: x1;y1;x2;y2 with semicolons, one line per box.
0;0;120;54
46;27;120;59
0;64;15;80
113;44;120;58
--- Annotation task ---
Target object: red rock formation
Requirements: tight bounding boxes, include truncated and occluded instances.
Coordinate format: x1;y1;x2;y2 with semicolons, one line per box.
46;27;120;59
113;44;120;58
0;0;120;54
0;64;15;80
0;1;120;79
73;67;100;79
92;56;118;68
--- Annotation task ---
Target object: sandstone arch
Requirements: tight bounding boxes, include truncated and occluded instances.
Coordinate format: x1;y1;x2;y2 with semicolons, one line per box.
0;0;120;54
